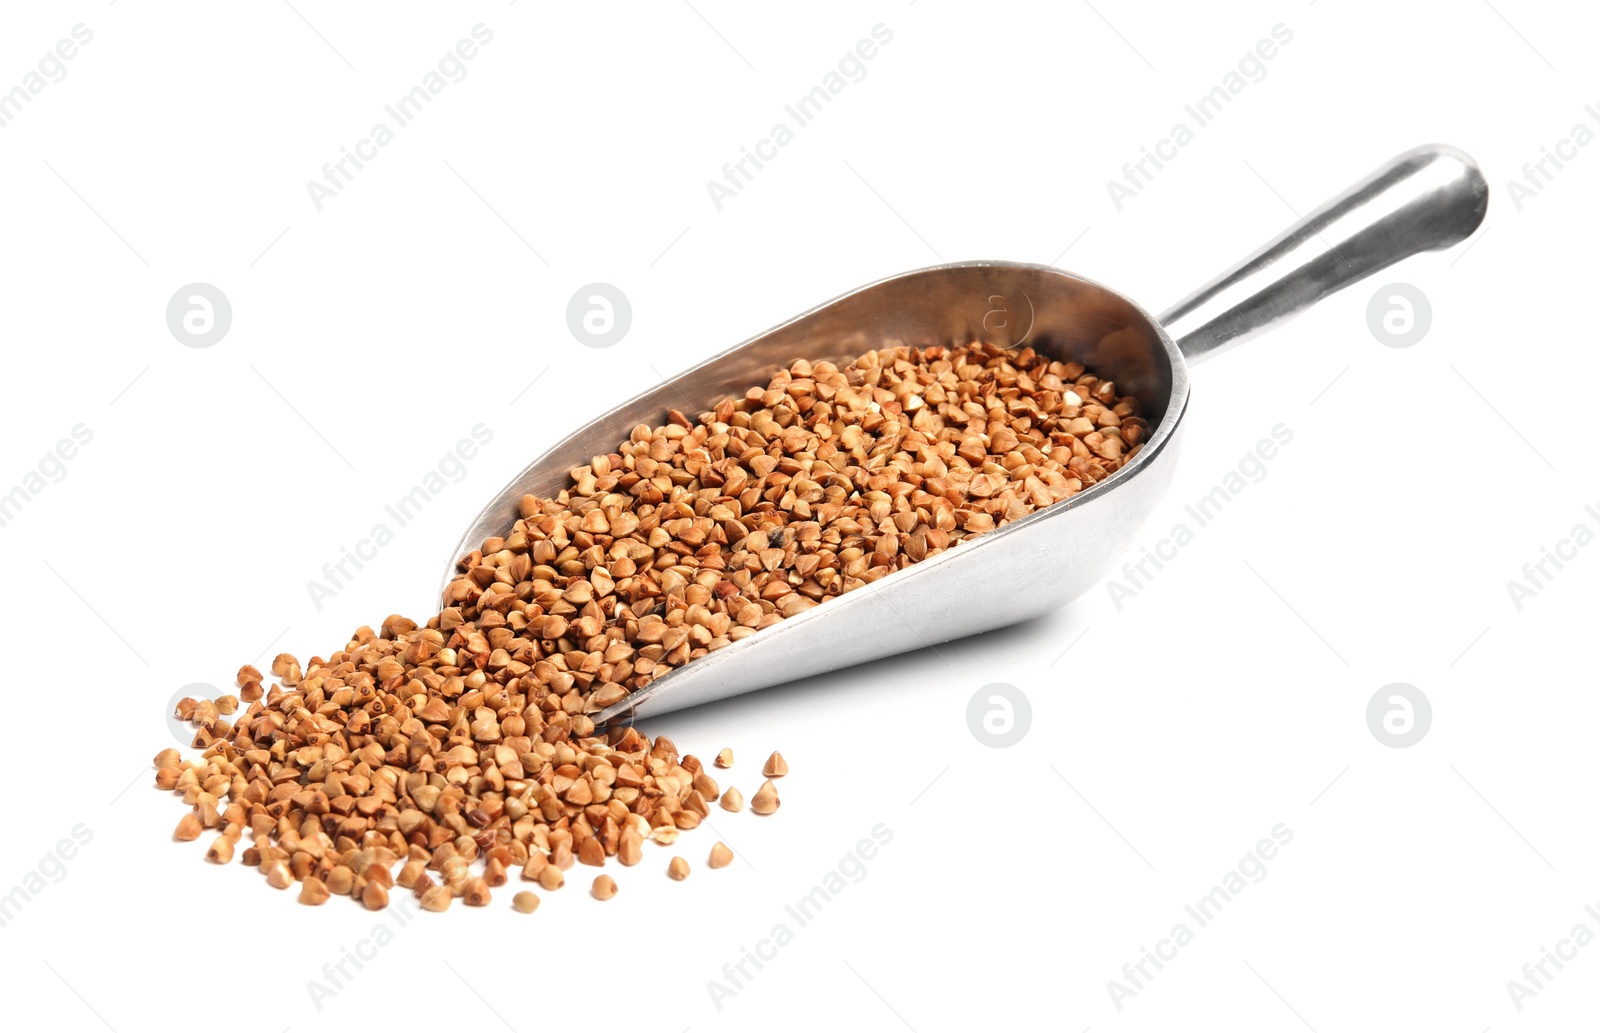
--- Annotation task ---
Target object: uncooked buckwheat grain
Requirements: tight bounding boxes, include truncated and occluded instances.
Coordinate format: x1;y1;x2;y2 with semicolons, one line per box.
154;341;1142;912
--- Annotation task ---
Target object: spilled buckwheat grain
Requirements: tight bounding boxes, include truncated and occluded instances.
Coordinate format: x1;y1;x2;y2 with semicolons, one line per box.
154;341;1142;910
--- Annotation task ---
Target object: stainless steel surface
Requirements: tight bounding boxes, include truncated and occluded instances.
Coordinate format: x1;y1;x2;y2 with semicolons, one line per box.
1160;144;1488;363
445;144;1487;724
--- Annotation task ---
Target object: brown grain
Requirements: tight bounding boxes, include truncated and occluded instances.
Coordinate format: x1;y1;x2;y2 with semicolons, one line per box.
205;836;234;864
750;779;780;815
326;866;355;896
618;827;643;867
420;885;453;912
361;882;389;910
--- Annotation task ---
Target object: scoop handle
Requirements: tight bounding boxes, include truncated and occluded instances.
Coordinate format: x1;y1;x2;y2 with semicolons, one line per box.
1158;144;1488;364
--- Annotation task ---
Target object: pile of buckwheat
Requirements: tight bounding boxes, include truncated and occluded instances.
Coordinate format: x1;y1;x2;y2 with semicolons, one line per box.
155;342;1144;909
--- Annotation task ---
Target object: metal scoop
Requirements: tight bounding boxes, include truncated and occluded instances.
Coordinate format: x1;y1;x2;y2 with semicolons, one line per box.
446;144;1487;724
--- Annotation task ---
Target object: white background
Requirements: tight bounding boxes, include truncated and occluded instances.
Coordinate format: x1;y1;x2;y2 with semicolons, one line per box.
0;1;1593;1030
